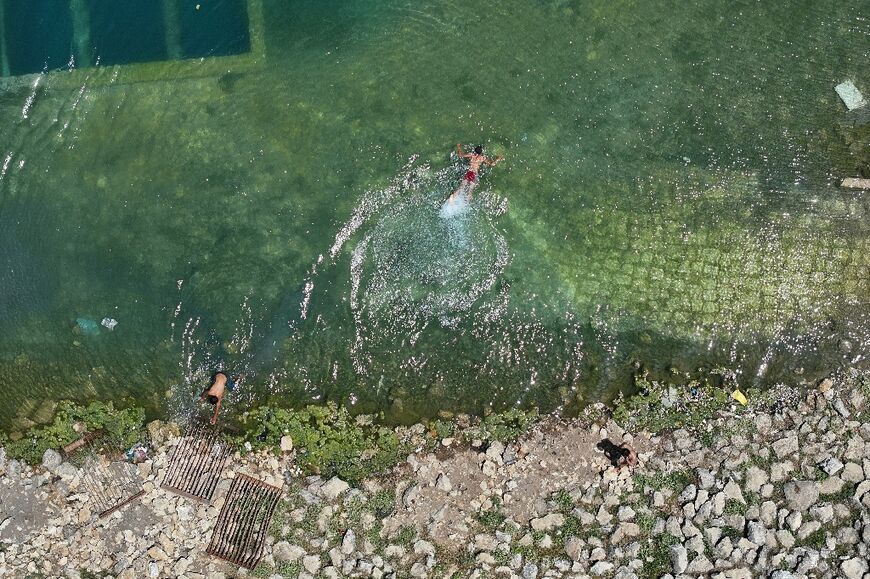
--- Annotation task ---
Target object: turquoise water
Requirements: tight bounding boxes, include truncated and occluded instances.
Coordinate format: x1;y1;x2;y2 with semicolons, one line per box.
1;0;869;428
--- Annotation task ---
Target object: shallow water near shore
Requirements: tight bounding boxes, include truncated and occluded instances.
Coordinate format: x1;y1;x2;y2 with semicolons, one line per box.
1;0;869;427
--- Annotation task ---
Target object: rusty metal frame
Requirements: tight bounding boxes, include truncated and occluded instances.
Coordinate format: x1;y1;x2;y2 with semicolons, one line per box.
206;473;282;569
63;430;145;518
161;421;232;502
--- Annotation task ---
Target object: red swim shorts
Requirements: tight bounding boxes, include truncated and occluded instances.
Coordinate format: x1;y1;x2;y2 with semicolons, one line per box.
464;170;477;182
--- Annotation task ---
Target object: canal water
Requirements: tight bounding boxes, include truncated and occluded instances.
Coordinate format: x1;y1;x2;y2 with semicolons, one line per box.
1;0;869;428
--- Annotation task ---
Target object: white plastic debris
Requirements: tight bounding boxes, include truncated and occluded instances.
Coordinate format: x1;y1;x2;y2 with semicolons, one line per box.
101;317;118;330
834;80;866;111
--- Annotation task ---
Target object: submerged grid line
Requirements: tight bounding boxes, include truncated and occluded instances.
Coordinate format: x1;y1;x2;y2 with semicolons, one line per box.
206;473;282;569
161;421;232;502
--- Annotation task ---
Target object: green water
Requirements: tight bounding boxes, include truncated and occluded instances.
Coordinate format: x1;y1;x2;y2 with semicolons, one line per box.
1;0;869;428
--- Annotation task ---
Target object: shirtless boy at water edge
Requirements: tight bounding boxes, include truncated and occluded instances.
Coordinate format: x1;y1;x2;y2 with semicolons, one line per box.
446;143;504;204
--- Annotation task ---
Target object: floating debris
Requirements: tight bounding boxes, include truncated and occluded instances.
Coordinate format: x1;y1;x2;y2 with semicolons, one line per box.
731;389;748;406
100;317;118;330
75;317;99;335
834;80;866;111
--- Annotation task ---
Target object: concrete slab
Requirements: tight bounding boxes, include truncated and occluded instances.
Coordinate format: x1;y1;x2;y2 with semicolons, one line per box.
841;178;870;190
835;80;867;111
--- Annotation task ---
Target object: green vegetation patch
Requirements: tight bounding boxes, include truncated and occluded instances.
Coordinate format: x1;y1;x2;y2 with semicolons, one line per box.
638;533;681;579
0;400;145;465
551;489;574;512
232;401;411;484
634;469;694;492
613;369;762;433
723;498;748;516
798;527;828;550
479;496;506;531
467;408;538;443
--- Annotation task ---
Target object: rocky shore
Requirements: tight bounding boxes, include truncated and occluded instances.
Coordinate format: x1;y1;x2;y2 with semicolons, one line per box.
1;369;869;579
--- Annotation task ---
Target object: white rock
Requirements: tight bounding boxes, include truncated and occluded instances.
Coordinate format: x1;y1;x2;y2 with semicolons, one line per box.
413;540;435;557
341;529;356;555
723;480;745;504
744;466;768;493
486;441;505;465
809;504;834;524
785;511;802;532
783;481;819;510
840;557;869;579
678;484;697;504
474;533;498;551
274;542;306;562
42;449;63;472
670;544;688;574
770;461;794;482
772;435;799;458
521;562;538;579
530;513;565;531
303;554;321;574
686;535;705;555
435;473;452;492
685;554;713;574
696;468;715;489
746;521;768;546
775;529;795;549
590;561;614;576
320;477;350;500
797;520;822;540
841;462;864;482
280;436;294;452
564;537;583;562
55;462;79;479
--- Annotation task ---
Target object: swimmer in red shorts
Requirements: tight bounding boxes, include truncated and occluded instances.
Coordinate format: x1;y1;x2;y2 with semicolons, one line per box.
446;143;504;204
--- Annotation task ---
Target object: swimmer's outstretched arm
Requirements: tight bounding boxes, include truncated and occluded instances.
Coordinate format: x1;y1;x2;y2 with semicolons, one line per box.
484;154;505;167
456;143;472;158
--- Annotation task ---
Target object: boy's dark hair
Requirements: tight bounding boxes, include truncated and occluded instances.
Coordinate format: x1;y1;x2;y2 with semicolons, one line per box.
474;145;483;155
207;395;219;405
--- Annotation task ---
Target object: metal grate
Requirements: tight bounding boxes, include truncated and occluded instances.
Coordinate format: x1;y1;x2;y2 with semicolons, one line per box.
63;431;145;518
206;474;282;569
161;421;232;502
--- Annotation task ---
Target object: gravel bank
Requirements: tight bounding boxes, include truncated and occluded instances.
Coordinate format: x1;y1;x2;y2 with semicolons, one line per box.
1;370;869;579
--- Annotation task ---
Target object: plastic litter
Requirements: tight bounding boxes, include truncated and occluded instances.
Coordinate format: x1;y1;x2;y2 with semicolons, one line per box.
101;317;118;330
75;317;100;335
731;389;748;406
125;443;148;464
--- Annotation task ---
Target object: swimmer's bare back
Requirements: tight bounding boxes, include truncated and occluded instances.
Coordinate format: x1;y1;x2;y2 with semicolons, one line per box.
447;143;504;203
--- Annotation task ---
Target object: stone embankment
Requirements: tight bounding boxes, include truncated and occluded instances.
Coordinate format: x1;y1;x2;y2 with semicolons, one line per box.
1;371;869;578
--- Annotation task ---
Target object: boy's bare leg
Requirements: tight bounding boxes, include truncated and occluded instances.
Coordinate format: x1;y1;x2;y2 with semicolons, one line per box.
464;181;478;201
447;180;469;203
